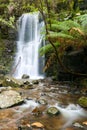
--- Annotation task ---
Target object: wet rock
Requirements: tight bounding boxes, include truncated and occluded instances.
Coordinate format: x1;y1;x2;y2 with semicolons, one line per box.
23;81;33;89
18;125;32;130
0;86;12;93
22;74;30;79
83;121;87;125
3;75;23;87
23;81;30;85
32;80;39;84
31;122;44;129
38;99;47;105
47;107;60;115
0;79;3;87
73;122;84;128
78;96;87;108
0;90;24;108
32;107;43;116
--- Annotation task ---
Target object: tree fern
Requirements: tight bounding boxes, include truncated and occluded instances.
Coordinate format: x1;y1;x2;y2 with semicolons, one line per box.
39;42;60;56
75;14;87;34
47;31;74;39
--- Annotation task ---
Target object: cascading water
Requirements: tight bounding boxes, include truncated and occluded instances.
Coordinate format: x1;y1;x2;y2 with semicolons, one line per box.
13;12;45;79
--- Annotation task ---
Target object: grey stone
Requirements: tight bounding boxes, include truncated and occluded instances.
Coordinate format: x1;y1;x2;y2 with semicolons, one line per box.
0;90;24;108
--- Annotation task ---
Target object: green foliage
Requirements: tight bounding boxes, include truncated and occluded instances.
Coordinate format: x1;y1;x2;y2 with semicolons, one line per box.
47;32;74;39
75;14;87;33
0;16;15;29
50;20;81;32
40;42;60;56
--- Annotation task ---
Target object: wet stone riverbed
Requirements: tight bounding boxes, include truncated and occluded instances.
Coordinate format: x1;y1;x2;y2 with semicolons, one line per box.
0;78;87;130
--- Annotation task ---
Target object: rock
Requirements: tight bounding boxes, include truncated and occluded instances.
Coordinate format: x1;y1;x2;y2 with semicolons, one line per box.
38;99;47;105
22;74;30;79
83;121;87;125
18;125;31;130
47;107;60;115
31;122;44;128
0;90;24;108
0;86;12;93
32;80;39;84
0;79;3;87
78;96;87;108
3;75;23;87
73;122;83;128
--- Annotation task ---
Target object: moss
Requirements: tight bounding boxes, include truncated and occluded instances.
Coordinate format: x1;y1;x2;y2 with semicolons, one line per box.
78;96;87;108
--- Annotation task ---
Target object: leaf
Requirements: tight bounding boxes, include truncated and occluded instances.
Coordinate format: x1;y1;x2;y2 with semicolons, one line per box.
70;27;84;36
39;42;60;55
31;122;44;128
47;32;74;39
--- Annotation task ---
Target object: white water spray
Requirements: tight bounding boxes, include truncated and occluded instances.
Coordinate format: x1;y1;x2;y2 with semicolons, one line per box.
13;12;45;79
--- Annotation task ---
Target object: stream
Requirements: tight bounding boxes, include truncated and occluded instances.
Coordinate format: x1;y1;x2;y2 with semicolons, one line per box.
0;78;87;130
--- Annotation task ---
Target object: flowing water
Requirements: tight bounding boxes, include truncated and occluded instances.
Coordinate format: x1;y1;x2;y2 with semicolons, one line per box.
0;81;87;130
13;12;45;79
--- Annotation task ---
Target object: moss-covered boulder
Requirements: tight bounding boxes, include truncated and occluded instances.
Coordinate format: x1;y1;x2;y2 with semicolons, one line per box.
3;75;23;87
78;96;87;108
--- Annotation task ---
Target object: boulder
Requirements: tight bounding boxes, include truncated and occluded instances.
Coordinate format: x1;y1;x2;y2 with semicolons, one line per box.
3;75;23;87
32;80;39;84
78;96;87;108
47;107;60;115
38;99;47;105
0;90;24;108
22;74;30;79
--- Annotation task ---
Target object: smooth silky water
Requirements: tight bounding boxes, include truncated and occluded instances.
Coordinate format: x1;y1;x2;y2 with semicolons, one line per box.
13;12;45;79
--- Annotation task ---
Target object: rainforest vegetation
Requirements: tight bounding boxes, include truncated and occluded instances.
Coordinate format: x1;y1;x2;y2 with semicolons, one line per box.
0;0;87;80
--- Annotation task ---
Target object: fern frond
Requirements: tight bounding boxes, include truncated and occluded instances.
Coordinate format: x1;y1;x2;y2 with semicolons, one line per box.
70;27;85;36
47;32;74;39
39;42;60;56
75;14;87;34
50;20;81;32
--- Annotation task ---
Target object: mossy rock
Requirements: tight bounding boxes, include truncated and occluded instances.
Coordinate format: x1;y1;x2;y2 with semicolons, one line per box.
3;75;23;88
78;96;87;108
47;107;60;116
38;99;47;105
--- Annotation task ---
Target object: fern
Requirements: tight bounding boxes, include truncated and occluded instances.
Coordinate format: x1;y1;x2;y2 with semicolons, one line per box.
47;32;74;39
39;42;60;56
75;14;87;34
50;20;81;32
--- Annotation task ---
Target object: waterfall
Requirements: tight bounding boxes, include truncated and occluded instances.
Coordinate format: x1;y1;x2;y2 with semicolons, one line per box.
13;12;45;79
